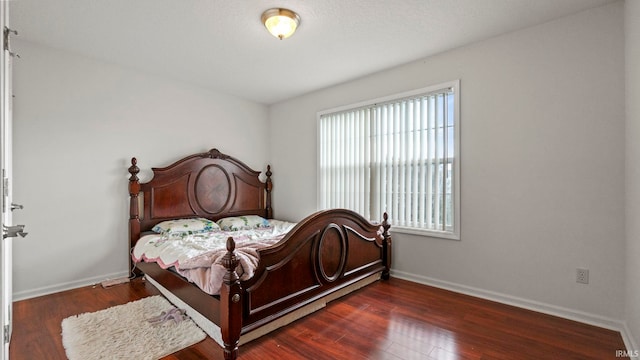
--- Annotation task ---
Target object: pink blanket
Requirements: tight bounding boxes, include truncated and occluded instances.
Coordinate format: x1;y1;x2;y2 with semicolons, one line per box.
175;236;285;295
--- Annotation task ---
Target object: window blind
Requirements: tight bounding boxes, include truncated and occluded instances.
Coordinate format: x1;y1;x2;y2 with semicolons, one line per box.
319;85;457;235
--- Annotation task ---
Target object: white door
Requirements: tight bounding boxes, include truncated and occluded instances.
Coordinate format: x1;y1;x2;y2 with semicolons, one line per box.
1;2;19;359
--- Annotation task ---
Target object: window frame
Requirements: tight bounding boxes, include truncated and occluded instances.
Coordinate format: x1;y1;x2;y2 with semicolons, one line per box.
316;80;461;240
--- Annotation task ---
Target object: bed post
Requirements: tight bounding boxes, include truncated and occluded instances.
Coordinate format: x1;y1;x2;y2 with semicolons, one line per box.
265;165;273;219
221;237;242;360
128;158;141;276
381;212;391;280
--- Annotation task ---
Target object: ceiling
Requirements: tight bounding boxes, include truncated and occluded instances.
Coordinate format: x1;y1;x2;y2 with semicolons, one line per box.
10;0;616;105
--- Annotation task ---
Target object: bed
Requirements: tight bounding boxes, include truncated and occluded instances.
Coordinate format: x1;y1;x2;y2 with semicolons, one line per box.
127;148;391;360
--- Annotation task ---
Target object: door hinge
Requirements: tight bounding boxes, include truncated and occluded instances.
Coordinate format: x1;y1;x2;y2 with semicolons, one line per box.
3;324;9;344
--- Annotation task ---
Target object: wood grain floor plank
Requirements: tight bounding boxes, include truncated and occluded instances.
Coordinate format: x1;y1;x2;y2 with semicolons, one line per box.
9;277;627;359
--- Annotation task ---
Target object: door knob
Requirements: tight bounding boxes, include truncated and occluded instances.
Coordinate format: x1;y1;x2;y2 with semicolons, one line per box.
10;203;23;211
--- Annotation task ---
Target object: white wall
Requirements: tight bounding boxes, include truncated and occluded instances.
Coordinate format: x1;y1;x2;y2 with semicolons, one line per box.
625;0;640;351
270;2;626;324
11;40;269;299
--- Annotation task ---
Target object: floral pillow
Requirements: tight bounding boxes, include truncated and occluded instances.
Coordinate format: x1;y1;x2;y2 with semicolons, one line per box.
152;217;219;238
216;215;270;231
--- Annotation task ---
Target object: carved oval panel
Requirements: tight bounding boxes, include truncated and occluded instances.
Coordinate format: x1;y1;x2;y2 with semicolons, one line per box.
195;165;231;214
318;224;346;282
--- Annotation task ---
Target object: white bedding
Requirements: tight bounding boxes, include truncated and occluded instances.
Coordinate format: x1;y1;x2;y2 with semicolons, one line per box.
132;220;296;295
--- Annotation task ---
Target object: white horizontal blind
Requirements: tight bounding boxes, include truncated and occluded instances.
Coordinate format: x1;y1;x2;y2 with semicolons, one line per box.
319;85;456;234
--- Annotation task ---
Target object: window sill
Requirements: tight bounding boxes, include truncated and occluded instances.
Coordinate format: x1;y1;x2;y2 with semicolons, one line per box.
390;225;460;241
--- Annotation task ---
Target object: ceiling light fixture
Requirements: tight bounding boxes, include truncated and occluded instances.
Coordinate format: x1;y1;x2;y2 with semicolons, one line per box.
261;8;300;40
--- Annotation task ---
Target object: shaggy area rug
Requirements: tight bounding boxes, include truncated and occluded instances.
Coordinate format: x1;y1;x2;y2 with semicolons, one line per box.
61;295;206;360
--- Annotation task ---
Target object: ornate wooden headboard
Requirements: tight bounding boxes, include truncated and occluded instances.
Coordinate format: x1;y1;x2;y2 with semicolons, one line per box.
128;148;272;249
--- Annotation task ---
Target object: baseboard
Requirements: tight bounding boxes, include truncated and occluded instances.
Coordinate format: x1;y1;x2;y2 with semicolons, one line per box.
12;271;130;302
620;322;639;355
391;270;626;333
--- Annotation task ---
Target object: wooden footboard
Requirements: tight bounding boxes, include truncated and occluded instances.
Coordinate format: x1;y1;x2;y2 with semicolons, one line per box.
243;209;389;329
221;209;391;359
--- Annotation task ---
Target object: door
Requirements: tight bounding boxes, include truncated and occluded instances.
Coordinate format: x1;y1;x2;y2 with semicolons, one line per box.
1;2;18;358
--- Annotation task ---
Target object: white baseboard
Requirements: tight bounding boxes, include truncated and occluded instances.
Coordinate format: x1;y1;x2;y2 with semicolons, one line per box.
620;322;639;356
12;271;130;302
391;270;627;334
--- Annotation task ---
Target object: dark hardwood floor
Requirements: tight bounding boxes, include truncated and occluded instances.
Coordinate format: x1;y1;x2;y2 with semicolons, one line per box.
10;277;627;359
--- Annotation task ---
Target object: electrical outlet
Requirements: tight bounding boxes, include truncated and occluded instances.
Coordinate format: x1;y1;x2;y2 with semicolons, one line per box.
576;268;589;284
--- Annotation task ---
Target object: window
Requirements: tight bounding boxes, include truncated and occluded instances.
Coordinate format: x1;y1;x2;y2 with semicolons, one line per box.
318;80;460;239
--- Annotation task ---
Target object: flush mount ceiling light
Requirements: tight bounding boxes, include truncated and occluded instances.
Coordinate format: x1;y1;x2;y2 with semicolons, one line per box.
261;8;300;40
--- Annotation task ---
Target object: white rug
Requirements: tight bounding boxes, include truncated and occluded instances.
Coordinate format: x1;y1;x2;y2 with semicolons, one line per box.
61;295;206;360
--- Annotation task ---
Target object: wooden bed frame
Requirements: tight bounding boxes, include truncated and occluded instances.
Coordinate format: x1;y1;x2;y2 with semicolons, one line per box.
128;148;391;360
